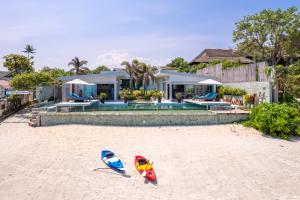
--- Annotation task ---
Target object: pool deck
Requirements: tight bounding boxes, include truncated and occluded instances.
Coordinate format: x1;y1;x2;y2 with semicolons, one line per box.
184;99;232;109
55;100;99;111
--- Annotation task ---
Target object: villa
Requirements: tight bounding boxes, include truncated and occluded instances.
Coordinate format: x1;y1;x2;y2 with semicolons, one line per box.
58;69;217;101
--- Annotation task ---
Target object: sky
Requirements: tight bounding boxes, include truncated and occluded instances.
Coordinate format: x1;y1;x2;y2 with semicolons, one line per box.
0;0;299;71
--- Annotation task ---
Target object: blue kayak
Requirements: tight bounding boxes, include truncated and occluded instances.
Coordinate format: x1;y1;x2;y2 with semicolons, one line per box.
101;150;125;172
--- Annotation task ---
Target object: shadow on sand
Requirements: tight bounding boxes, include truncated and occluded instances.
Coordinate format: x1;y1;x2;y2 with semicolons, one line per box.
144;178;158;186
93;167;131;178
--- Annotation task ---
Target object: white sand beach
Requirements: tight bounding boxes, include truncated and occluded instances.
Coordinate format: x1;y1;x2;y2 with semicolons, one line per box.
0;110;300;200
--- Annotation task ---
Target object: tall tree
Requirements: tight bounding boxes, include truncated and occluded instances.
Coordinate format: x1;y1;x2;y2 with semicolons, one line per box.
92;65;111;74
22;44;36;60
68;57;90;75
121;60;140;89
233;6;300;65
3;54;34;76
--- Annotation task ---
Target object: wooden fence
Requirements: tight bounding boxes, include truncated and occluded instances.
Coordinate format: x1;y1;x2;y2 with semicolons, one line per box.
196;62;270;83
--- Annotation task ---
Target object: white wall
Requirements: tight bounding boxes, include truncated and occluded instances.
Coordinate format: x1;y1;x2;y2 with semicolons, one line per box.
223;81;272;103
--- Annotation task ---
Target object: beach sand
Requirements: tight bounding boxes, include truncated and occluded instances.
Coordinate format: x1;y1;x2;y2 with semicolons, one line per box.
0;109;300;200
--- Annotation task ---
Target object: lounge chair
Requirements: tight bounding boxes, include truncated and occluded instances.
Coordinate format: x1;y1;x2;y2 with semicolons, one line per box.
193;92;218;101
192;93;210;100
68;93;91;102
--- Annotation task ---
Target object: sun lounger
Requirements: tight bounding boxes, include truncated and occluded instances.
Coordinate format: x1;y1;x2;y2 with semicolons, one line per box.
192;92;218;101
68;93;91;102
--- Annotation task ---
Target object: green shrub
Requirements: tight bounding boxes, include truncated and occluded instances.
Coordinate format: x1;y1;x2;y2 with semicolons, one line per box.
99;92;107;100
7;95;22;109
144;93;151;100
119;89;136;101
218;86;247;96
243;103;300;139
133;90;142;98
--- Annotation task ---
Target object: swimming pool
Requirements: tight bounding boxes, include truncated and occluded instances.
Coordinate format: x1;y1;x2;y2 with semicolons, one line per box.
78;102;214;112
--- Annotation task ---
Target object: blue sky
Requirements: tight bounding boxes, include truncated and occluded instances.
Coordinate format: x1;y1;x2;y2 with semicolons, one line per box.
0;0;299;71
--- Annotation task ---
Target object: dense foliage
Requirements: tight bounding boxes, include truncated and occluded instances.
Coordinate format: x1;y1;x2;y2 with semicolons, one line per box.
91;65;111;74
41;66;70;79
119;89;136;101
265;62;300;102
233;6;300;65
218;86;247;96
244;103;300;139
166;57;244;73
10;72;54;91
3;54;34;76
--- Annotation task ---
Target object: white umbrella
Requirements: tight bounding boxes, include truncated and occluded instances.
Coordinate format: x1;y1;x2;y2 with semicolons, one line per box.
66;79;89;85
197;79;222;85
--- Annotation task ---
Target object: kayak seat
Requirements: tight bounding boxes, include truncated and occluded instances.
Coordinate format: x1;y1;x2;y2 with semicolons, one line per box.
106;152;114;159
138;158;147;165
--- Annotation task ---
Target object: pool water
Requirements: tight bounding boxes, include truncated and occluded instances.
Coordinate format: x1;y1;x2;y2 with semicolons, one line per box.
83;102;207;112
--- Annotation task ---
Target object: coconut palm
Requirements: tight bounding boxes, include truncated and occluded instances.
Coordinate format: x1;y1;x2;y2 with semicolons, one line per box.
134;63;155;92
22;44;36;60
68;57;90;75
121;59;140;89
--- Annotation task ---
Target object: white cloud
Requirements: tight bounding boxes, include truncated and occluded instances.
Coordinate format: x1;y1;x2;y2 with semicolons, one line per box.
94;50;170;69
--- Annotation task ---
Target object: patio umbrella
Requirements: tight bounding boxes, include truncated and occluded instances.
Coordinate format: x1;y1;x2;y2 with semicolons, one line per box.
66;79;89;85
197;79;222;85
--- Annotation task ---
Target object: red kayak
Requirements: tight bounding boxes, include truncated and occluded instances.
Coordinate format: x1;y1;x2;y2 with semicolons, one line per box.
134;155;156;181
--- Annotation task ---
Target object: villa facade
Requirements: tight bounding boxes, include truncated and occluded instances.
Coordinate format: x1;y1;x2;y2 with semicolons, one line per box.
58;69;216;101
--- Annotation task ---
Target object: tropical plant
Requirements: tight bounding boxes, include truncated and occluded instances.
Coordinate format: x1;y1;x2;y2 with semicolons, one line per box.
99;92;108;103
218;86;247;97
121;60;140;89
68;57;90;75
134;63;155;92
152;91;163;102
243;103;300;139
119;89;136;102
175;92;184;103
3;54;34;76
133;90;143;98
92;65;111;74
22;44;36;60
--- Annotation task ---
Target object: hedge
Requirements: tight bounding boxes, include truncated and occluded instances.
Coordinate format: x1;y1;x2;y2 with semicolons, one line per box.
243;103;300;139
218;86;247;96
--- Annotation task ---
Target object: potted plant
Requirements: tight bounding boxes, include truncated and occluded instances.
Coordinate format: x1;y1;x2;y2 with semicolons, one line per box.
99;92;107;104
119;89;135;103
186;88;194;99
153;91;163;103
175;92;183;103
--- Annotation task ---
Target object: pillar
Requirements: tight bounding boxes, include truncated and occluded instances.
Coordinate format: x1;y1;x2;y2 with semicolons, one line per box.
114;80;118;101
169;82;172;101
213;85;217;93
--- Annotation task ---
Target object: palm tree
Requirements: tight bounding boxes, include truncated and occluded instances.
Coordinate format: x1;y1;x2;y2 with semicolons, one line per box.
68;57;90;75
134;63;155;92
22;44;36;60
121;60;140;89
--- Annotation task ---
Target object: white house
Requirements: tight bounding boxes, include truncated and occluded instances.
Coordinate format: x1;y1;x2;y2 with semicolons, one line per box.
58;71;130;101
58;69;218;101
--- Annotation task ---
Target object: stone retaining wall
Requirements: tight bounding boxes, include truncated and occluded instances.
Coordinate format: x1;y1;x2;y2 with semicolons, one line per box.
40;111;249;126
